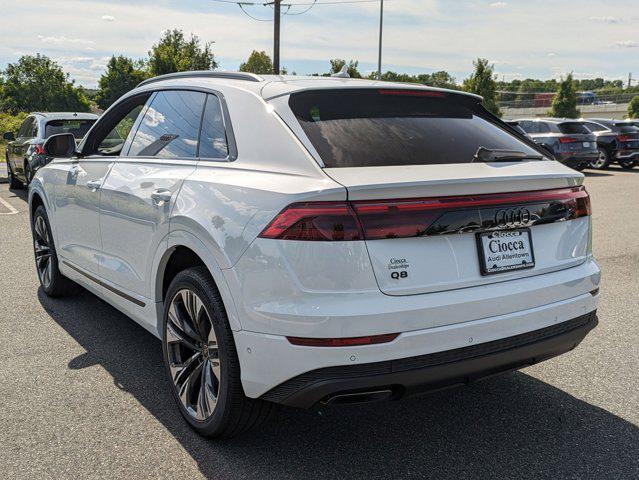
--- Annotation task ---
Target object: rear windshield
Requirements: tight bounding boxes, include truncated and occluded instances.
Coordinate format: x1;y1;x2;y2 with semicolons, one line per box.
289;89;540;168
559;122;591;134
45;119;95;139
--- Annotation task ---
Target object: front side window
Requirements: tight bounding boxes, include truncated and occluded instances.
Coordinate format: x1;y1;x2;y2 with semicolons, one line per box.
45;119;95;139
128;90;206;158
18;117;35;138
289;89;540;168
198;94;228;159
98;104;145;155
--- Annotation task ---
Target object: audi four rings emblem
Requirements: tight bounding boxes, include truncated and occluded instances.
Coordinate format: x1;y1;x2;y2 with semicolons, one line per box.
494;208;532;227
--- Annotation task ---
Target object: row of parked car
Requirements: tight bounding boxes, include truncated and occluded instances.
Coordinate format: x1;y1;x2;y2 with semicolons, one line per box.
507;117;639;171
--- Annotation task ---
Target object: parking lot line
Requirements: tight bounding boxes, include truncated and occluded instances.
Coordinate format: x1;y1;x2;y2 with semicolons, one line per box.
0;195;18;215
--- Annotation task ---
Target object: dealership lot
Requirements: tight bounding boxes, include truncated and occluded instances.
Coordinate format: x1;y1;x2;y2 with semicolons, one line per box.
0;168;637;479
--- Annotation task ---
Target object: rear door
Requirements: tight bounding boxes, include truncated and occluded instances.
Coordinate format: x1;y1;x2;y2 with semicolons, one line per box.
286;88;590;296
98;89;210;299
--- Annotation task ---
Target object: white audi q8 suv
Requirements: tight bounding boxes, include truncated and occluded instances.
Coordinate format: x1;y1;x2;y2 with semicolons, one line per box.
29;71;600;438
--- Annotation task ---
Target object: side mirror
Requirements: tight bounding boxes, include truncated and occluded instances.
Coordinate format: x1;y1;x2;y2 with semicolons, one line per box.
3;131;15;141
43;133;77;158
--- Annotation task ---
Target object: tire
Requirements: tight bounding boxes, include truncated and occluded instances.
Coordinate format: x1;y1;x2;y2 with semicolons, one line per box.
619;159;636;170
162;266;273;438
590;149;610;170
24;161;33;186
6;157;23;189
32;205;80;297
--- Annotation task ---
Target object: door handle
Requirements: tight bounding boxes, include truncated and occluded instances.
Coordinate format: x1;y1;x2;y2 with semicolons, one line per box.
151;188;173;204
86;179;102;190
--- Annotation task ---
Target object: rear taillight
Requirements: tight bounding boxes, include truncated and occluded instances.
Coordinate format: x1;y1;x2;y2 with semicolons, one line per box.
34;144;45;155
559;137;579;143
616;135;634;142
259;187;591;241
258;202;363;241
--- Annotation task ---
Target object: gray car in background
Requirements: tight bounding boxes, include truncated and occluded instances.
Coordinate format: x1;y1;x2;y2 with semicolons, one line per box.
514;118;598;171
3;112;98;188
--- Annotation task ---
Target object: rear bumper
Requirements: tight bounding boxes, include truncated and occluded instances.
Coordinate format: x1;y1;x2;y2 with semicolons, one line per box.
614;151;639;162
260;311;598;408
557;153;598;168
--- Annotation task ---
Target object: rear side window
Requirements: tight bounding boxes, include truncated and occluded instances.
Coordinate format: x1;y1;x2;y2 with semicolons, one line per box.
129;90;206;158
558;122;590;134
289;89;539;168
198;94;228;159
584;122;607;132
45;119;95;139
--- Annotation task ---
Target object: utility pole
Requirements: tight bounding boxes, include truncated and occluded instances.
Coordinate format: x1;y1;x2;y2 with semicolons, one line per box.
629;72;633;90
377;0;384;80
273;0;281;74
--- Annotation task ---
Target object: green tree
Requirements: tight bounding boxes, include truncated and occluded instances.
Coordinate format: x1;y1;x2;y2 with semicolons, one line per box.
239;50;274;74
148;29;217;76
421;71;457;89
0;54;90;114
95;55;148;110
463;58;501;117
329;58;362;78
549;73;580;118
628;96;639;119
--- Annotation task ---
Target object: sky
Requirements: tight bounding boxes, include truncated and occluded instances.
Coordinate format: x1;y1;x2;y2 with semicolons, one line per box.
0;0;638;88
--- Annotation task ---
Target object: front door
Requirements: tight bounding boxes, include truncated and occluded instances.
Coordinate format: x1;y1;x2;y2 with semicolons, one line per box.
9;116;37;178
98;90;207;299
52;96;150;275
52;158;113;274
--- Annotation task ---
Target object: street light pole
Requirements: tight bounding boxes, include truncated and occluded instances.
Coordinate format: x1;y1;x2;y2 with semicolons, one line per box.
377;0;384;80
274;0;281;74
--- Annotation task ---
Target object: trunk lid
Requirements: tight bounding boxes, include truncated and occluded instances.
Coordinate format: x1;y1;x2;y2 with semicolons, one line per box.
326;162;589;296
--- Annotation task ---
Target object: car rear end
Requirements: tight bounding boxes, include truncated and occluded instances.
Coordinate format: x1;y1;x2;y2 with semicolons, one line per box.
232;84;600;407
553;121;598;170
611;125;639;168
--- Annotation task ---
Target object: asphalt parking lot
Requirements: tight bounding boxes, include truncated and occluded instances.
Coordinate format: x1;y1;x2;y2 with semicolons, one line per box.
0;168;637;479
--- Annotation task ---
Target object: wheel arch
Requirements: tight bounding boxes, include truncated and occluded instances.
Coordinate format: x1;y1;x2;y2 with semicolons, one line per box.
151;230;242;336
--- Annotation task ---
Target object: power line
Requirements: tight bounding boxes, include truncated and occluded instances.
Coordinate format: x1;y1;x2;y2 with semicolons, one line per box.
210;0;388;74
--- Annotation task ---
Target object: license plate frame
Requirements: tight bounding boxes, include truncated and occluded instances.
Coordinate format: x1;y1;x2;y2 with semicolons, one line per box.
476;228;536;276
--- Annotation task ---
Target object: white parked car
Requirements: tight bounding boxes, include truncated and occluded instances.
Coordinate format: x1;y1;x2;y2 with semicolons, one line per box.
29;72;600;438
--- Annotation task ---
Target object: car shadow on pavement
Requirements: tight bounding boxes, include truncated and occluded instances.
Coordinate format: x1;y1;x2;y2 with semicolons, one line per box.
38;289;639;480
6;186;28;202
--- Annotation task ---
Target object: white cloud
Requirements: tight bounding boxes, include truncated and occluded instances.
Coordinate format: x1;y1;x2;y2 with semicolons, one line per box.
101;15;115;22
589;16;620;24
610;40;639;48
37;35;94;46
0;0;636;88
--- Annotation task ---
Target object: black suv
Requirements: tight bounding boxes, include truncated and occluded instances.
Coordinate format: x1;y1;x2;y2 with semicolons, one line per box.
3;112;97;188
514;118;597;171
579;118;639;170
